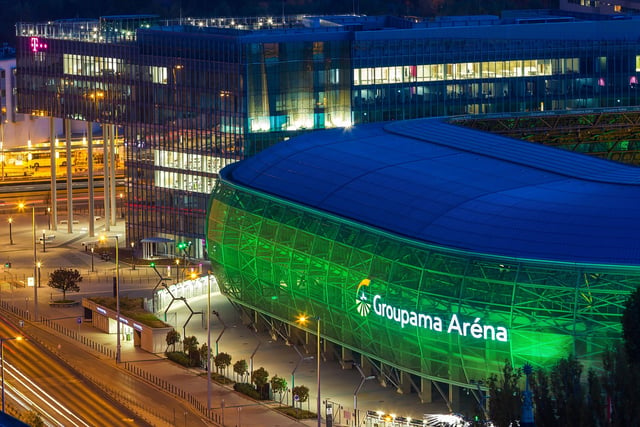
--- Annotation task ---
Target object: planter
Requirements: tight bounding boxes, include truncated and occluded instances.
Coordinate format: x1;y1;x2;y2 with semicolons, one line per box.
49;301;80;308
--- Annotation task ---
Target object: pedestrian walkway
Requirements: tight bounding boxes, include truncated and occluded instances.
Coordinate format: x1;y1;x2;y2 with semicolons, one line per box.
0;212;459;427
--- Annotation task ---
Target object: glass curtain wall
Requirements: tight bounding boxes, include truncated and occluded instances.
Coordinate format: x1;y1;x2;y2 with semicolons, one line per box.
351;38;640;123
207;181;636;385
244;37;352;154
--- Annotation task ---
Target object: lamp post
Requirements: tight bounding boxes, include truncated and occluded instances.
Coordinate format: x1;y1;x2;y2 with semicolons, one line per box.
90;247;95;273
130;242;135;270
18;203;37;321
1;336;22;413
207;272;212;415
100;235;120;363
36;262;41;288
7;218;12;245
47;207;51;230
298;315;321;427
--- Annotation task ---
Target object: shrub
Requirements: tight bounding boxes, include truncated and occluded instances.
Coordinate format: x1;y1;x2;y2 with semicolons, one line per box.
166;351;191;367
233;383;261;400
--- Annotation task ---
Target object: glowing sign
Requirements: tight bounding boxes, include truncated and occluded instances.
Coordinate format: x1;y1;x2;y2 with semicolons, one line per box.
30;37;48;53
356;279;508;342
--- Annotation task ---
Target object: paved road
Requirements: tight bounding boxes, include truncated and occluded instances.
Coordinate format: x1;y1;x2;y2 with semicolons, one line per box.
0;314;153;426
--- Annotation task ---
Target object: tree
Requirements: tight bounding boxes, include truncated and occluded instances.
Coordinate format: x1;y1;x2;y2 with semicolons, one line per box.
214;352;232;375
47;268;82;301
251;367;269;388
292;385;309;407
270;375;288;404
251;366;270;399
183;335;199;367
199;343;210;369
531;367;555;427
487;360;522;427
165;329;181;352
602;343;640;427
622;285;640;366
183;335;198;353
233;359;248;381
550;355;586;427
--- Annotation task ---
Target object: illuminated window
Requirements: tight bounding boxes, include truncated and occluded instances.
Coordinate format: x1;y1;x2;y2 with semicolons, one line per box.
353;58;579;86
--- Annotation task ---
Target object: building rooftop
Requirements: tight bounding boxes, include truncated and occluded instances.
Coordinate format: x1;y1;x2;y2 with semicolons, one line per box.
222;117;640;266
15;11;640;43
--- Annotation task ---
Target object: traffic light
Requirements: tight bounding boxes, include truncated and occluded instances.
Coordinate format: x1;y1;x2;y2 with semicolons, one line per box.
177;242;188;251
3;262;10;268
149;262;156;268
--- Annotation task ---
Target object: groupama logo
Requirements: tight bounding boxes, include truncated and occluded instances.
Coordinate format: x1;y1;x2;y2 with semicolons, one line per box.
354;278;508;342
355;279;372;317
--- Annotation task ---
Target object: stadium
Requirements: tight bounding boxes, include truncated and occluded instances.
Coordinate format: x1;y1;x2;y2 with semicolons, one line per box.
206;114;640;400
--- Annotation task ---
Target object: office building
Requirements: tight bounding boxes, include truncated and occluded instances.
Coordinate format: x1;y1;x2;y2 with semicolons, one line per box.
13;12;640;252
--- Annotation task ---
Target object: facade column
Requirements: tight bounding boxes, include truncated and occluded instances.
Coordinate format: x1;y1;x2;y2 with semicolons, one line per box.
87;122;95;238
110;124;117;226
397;371;411;395
449;383;461;413
420;378;433;403
103;125;110;231
340;346;353;369
49;117;57;231
323;340;337;361
65;118;73;233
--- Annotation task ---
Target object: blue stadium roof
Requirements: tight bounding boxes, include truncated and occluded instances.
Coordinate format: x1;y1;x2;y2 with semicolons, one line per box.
221;118;640;266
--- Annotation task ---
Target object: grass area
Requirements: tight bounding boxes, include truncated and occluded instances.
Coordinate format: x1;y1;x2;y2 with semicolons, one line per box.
89;296;171;328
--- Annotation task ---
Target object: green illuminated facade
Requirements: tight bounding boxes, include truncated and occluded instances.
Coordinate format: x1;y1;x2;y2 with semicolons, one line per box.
206;119;640;388
208;183;635;386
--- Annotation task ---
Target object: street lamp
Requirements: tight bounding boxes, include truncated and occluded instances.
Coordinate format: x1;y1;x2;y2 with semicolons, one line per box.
207;272;212;416
17;203;37;321
1;336;22;413
47;207;51;230
100;234;120;363
130;241;135;270
297;314;321;427
90;247;95;273
36;261;41;288
7;218;12;245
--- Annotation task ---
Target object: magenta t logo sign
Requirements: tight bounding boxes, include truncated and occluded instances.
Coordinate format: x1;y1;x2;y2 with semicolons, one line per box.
30;37;48;53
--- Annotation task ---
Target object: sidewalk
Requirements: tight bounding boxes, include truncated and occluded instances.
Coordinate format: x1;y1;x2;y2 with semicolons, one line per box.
0;212;454;426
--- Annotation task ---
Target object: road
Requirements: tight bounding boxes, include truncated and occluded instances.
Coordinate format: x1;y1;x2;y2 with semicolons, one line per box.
0;313;153;426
